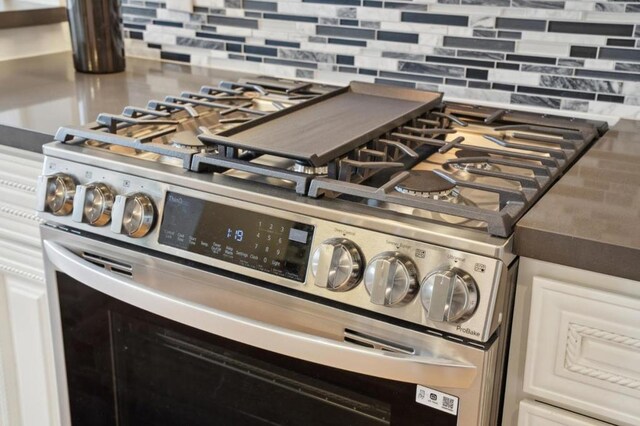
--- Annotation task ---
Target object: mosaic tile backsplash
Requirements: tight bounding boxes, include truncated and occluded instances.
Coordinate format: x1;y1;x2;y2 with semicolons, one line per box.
122;0;640;119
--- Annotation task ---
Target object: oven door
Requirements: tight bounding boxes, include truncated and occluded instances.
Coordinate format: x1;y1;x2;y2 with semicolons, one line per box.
42;225;495;426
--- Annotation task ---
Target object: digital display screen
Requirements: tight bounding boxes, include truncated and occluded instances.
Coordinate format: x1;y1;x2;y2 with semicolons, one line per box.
158;192;315;282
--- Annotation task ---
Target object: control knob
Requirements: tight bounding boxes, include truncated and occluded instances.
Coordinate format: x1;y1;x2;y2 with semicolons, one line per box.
36;173;76;216
111;193;156;238
311;238;363;291
72;182;115;226
364;252;418;306
421;268;478;323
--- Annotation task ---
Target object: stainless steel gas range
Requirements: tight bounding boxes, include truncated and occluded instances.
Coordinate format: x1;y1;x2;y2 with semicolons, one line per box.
35;77;606;426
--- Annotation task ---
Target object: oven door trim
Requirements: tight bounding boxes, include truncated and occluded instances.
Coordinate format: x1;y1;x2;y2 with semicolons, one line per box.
42;226;491;426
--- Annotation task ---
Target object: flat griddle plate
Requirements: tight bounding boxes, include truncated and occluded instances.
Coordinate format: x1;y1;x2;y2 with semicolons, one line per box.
202;82;442;167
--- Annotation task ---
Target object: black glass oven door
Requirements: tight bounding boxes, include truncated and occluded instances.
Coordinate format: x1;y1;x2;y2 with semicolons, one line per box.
57;272;463;426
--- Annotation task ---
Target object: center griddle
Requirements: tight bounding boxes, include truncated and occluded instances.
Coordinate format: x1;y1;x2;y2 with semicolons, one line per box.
200;82;443;167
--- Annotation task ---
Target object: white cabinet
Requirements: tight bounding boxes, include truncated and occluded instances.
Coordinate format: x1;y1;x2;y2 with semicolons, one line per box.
518;400;610;426
0;145;58;426
504;257;640;426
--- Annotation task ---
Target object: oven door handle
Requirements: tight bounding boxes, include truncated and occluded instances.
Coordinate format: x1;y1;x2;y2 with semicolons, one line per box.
45;240;478;388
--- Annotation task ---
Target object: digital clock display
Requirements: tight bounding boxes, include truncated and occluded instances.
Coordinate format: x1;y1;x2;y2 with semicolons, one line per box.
158;192;315;282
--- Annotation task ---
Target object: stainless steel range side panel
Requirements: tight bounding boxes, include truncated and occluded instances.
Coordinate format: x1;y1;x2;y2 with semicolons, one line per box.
42;225;501;426
38;156;509;342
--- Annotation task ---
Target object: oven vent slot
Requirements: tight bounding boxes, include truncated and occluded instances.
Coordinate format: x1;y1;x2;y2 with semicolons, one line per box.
344;329;415;355
82;252;133;277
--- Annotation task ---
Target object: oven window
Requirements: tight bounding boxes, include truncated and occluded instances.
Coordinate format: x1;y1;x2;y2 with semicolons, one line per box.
56;272;458;426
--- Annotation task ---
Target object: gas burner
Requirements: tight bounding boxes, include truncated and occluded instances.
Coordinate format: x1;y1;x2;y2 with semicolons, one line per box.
444;149;498;174
170;130;206;150
290;162;329;175
393;171;459;202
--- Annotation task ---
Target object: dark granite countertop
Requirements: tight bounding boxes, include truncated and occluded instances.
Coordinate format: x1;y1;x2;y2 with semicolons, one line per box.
0;52;245;153
516;119;640;281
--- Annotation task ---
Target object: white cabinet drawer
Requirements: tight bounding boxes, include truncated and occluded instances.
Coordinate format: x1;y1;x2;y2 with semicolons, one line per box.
518;400;610;426
524;277;640;426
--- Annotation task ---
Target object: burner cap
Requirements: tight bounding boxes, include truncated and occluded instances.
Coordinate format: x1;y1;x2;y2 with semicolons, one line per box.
455;149;486;159
291;161;328;175
171;131;205;149
394;171;456;197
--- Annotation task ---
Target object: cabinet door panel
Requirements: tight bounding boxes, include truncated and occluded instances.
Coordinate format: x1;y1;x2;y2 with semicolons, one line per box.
524;276;640;426
518;400;610;426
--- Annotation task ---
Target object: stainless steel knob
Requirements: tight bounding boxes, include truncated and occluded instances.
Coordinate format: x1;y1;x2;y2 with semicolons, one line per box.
364;252;418;306
111;193;156;238
36;174;76;215
72;182;115;226
311;238;363;291
421;268;478;323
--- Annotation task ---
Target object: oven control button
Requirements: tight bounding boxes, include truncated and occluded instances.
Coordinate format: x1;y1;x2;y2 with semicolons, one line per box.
111;193;156;238
364;252;419;306
72;182;115;226
311;238;363;292
421;268;478;323
36;174;76;216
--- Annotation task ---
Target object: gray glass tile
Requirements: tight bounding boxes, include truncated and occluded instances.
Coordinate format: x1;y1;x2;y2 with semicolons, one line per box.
198;30;246;43
498;31;521;39
606;39;636;48
317;25;375;39
401;12;468;26
458;50;504;60
263;13;318;23
575;69;640;82
506;54;556;64
266;39;300;48
466;68;489;79
445;78;467;86
599;47;640;63
336;54;355;65
493;83;515;91
496;17;546;32
549;21;633;37
557;58;584;67
244;45;278;56
384;2;428;10
443;36;515;52
473;29;496;38
243;0;278;11
207;15;259;28
597;94;625;103
469;81;491;89
328;37;367;46
377;31;419;43
517;85;595;100
570;46;598;59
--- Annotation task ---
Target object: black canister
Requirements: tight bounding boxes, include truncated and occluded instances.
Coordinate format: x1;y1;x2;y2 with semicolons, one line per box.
67;0;125;73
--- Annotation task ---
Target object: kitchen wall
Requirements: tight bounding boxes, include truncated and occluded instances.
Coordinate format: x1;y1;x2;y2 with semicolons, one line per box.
121;0;640;119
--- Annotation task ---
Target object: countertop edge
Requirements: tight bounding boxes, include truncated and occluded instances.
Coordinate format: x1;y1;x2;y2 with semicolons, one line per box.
0;4;66;30
0;124;53;153
515;226;640;282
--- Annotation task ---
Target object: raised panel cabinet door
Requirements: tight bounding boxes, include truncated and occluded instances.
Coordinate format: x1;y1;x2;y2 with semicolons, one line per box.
524;276;640;426
3;272;59;426
518;400;611;426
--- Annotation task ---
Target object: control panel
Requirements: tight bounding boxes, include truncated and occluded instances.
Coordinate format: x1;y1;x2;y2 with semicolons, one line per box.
36;159;506;342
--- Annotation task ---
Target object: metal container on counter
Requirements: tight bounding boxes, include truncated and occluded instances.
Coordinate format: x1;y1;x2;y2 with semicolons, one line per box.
67;0;125;73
